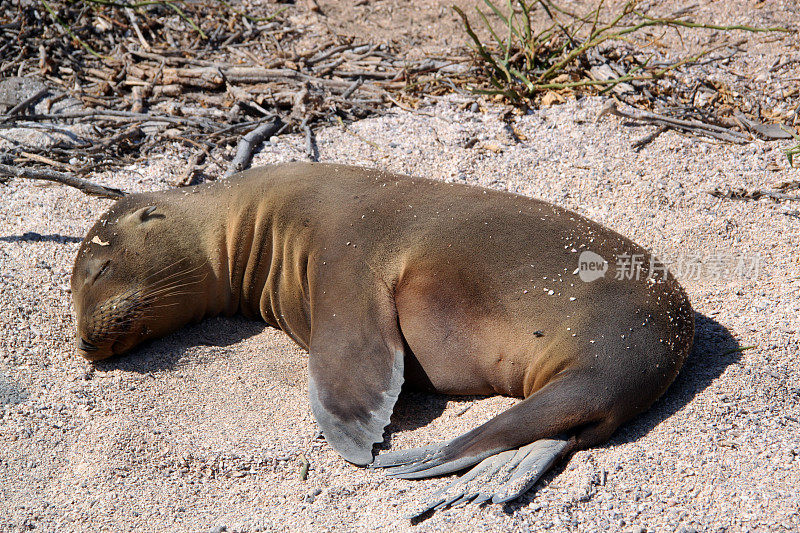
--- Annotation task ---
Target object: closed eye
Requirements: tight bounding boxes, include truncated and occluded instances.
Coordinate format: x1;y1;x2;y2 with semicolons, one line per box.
91;260;111;282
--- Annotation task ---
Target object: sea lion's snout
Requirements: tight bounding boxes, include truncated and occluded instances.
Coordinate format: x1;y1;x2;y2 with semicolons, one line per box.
78;337;97;353
72;258;209;361
76;335;109;362
73;289;152;360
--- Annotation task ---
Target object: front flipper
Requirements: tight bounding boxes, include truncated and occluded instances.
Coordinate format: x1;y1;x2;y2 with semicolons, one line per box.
387;437;572;518
307;275;404;466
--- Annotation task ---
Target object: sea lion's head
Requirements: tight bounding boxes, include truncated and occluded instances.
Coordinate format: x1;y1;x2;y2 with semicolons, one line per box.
71;195;210;361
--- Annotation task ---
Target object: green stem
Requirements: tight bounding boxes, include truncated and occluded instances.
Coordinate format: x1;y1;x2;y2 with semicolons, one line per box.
632;10;792;33
42;0;105;59
453;6;507;80
782;127;800;166
165;1;207;39
78;0;167;8
721;345;756;356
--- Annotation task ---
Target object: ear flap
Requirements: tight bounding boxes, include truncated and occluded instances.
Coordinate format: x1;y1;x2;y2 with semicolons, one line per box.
124;205;161;225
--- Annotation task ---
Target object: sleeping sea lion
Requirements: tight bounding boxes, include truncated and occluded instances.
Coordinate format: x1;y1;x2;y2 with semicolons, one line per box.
70;162;694;515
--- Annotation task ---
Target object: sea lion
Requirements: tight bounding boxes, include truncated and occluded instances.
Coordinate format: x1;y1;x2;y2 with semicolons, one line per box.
71;162;694;514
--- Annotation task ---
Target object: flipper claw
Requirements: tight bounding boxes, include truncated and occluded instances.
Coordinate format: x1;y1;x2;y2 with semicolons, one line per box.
374;437;499;479
385;453;495;479
369;441;448;468
381;436;572;518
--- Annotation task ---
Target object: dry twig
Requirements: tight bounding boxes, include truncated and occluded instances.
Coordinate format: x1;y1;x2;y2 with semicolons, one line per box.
708;186;800;202
0;164;126;199
598;101;750;143
224;118;284;178
2;88;50;118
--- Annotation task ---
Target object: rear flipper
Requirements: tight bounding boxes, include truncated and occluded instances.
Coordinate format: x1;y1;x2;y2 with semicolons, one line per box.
371;369;619;514
375;436;573;518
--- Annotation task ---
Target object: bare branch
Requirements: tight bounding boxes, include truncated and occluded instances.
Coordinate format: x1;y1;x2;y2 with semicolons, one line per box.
224;118;284;178
598;101;750;144
0;164;126;199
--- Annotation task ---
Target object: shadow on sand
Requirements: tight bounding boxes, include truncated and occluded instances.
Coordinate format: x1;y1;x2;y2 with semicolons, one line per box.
0;232;83;243
92;315;266;373
94;314;452;434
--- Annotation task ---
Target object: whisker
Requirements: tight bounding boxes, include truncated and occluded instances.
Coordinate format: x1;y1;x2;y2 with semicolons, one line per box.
148;258;209;283
146;262;208;288
125;273;208;301
142;269;202;294
137;280;208;301
141;256;192;283
140;290;206;303
139;279;205;299
139;302;190;312
154;269;208;286
141;271;208;297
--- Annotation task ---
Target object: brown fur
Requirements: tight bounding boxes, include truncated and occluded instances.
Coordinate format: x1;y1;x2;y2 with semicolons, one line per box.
71;162;694;467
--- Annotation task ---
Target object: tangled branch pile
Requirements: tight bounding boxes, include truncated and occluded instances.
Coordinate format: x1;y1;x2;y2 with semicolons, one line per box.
0;0;440;183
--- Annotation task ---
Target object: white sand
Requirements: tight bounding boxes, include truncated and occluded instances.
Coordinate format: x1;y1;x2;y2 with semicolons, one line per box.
2;1;800;528
2;94;799;531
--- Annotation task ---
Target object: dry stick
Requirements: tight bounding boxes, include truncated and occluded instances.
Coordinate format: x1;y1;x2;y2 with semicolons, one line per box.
331;69;398;80
455;402;475;417
83;126;144;154
733;111;795;140
2;88;49;118
315;58;346;77
128;48;198;66
708;186;800;202
632;125;670;150
129;63;389;94
222;67;389;91
307;44;353;65
18;151;78;171
383;93;436;117
224;118;284;178
315;47;378;76
301;118;318;162
0;163;126;199
17;109;212;127
770;57;800;72
341;78;363;99
776;180;800;192
175;149;207;186
124;7;151;51
598;101;750;143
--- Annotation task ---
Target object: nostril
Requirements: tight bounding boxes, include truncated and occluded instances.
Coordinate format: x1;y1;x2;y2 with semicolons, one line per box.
79;338;98;352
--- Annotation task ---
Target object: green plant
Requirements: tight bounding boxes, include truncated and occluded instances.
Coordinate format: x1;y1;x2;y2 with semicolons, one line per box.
454;0;790;103
785;129;800;168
